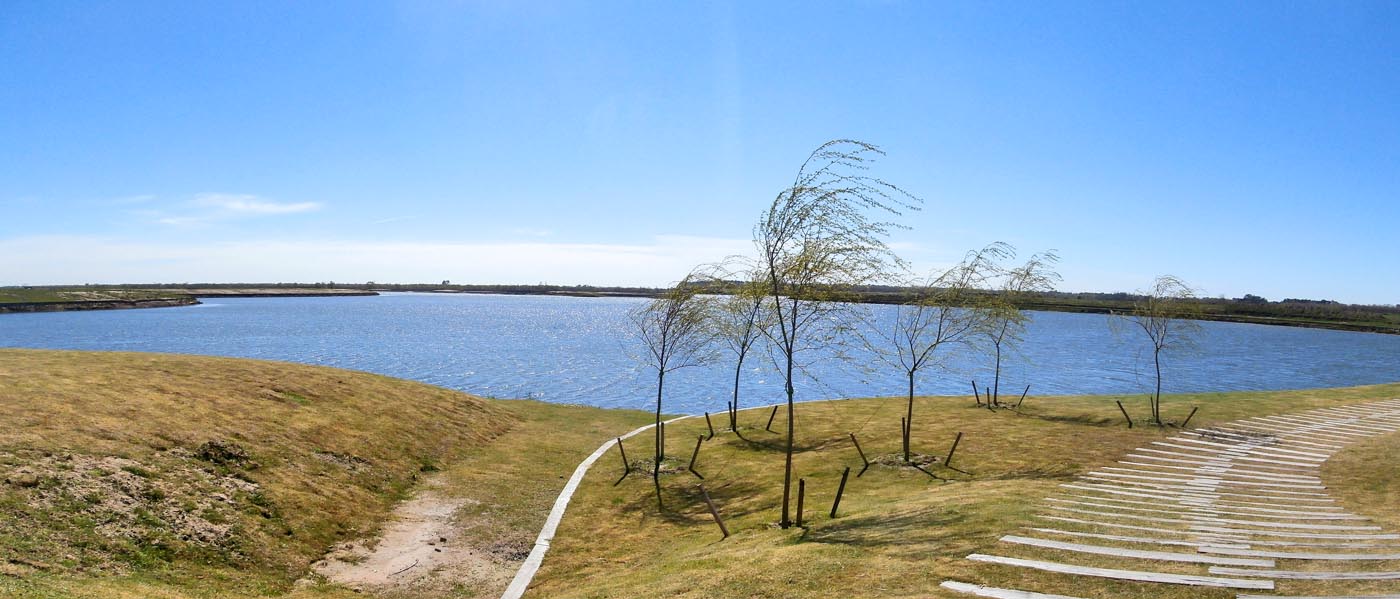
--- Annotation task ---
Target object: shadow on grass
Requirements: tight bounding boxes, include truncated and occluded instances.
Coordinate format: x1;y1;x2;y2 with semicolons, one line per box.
624;476;773;526
799;509;975;557
1015;410;1117;427
729;432;843;455
978;465;1080;481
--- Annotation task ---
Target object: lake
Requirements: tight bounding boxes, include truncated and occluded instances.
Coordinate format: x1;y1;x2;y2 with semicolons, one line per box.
2;292;1397;414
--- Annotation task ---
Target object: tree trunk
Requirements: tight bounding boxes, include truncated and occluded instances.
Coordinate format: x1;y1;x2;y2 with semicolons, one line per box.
730;354;744;431
654;370;665;483
992;341;1003;407
904;370;915;462
1153;348;1163;426
780;345;795;528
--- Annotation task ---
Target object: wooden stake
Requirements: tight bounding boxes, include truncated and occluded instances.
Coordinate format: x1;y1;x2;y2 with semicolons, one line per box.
688;435;704;479
1015;385;1031;409
704;411;715;440
614;437;631;486
972;380;982;406
1182;406;1200;429
765;405;778;432
830;466;850;518
944;431;964;468
699;484;729;539
849;432;871;477
796;478;806;528
1116;400;1134;429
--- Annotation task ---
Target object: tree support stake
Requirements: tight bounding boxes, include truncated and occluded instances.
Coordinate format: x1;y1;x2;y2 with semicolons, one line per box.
1116;400;1134;429
830;466;850;518
1182;406;1199;429
699;484;729;539
613;437;631;486
688;435;704;479
796;478;806;528
849;432;871;477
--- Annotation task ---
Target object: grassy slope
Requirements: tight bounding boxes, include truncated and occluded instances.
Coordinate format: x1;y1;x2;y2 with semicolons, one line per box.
0;350;651;599
1325;426;1400;540
529;384;1400;599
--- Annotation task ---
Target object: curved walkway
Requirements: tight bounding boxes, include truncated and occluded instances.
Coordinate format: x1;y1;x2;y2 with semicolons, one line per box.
941;398;1400;599
500;397;847;599
499;415;692;599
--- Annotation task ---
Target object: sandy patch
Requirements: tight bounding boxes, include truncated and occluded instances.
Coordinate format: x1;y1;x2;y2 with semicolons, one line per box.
309;479;514;596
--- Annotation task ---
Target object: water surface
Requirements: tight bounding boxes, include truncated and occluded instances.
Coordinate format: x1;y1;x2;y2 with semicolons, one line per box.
2;293;1397;414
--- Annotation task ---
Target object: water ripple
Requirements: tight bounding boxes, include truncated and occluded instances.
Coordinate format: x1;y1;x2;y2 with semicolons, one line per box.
1;293;1397;414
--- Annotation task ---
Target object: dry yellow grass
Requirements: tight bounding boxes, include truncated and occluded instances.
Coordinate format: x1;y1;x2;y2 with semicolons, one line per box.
0;349;651;599
529;384;1400;598
3;348;1396;599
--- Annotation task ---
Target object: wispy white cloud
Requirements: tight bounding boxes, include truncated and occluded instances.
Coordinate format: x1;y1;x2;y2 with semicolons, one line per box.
192;193;322;215
143;193;324;227
0;234;752;287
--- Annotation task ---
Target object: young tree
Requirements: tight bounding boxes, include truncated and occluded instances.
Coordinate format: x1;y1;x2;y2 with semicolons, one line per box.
874;243;1007;462
1119;275;1202;426
706;264;768;431
983;250;1061;406
757;140;920;528
630;273;715;481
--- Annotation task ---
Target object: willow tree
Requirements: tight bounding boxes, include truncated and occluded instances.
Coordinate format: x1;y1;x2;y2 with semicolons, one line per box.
630;273;714;480
875;243;1007;462
757;140;919;528
983;250;1061;406
1120;275;1202;426
708;264;767;431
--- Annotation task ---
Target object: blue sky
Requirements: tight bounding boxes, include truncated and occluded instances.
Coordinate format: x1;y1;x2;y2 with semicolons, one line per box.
2;1;1398;304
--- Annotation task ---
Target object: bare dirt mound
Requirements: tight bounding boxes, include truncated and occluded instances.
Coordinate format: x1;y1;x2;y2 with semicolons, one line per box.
309;478;514;597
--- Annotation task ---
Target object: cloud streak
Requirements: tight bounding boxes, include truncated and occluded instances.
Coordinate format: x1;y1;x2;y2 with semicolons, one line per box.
140;193;324;227
0;234;751;287
192;193;322;215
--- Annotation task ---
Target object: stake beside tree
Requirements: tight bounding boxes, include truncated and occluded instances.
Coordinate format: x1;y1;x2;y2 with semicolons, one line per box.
872;243;1006;462
629;273;715;486
1116;275;1202;426
983;250;1061;406
706;264;768;431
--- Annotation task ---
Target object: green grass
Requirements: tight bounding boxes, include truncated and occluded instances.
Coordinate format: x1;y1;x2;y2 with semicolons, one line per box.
528;384;1400;598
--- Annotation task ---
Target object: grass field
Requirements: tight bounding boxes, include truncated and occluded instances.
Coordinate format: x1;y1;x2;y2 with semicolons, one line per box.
0;349;651;599
528;384;1400;598
1;348;1395;598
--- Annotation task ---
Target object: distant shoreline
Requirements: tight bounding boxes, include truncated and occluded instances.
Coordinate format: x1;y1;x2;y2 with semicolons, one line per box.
0;288;377;314
0;297;200;314
2;284;1395;335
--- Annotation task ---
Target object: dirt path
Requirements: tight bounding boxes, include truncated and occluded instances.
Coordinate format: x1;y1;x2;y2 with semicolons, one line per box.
309;478;514;596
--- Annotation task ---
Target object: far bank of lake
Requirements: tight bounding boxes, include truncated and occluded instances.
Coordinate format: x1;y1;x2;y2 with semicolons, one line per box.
1;292;1397;414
